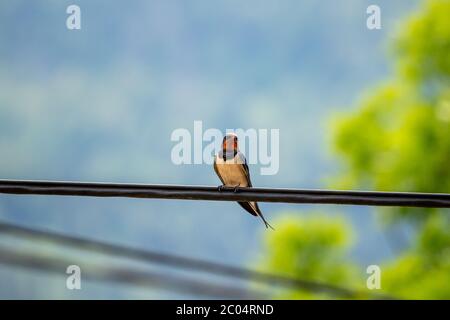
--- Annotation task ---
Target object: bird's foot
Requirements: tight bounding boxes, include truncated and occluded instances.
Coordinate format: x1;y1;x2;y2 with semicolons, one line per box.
217;185;225;192
233;185;241;193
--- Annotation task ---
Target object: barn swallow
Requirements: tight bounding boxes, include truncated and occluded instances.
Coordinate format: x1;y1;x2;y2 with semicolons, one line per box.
214;133;274;230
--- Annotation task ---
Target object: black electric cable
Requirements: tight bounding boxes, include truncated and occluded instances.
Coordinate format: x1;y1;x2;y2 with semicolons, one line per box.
0;179;449;208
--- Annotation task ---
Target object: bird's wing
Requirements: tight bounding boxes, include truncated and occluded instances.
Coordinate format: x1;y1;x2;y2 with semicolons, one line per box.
236;153;258;216
213;156;225;184
235;153;275;230
237;152;252;187
238;201;258;216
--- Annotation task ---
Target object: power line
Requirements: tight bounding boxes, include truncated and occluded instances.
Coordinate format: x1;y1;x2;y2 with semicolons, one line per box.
0;221;394;299
0;245;259;299
1;179;449;208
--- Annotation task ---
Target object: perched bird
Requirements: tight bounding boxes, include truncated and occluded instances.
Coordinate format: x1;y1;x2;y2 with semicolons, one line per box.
214;133;274;230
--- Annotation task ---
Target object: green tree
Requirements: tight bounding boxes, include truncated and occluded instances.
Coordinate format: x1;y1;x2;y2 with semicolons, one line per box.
396;0;450;91
259;0;450;299
258;214;359;299
382;215;450;299
332;0;450;223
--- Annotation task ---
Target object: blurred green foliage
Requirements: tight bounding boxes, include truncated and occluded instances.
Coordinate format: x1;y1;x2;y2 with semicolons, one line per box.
382;215;450;299
396;0;450;89
259;0;450;299
259;215;357;299
331;0;450;223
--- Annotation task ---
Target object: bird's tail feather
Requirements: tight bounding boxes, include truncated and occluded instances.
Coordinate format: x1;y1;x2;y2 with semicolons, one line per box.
238;201;275;230
258;212;275;230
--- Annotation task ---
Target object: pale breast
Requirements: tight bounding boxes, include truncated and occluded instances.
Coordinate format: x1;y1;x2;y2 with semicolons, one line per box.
215;155;249;187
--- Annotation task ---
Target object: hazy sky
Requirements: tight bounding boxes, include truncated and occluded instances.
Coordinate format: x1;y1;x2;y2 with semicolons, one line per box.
0;0;419;298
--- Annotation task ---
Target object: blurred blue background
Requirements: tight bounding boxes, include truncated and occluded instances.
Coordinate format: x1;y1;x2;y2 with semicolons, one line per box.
0;0;419;298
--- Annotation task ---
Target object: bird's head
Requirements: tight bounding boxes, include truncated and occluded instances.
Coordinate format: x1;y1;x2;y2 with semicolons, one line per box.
222;133;239;153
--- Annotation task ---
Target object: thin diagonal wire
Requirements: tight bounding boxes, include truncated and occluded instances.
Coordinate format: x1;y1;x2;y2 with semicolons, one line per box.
0;221;394;299
0;245;259;299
